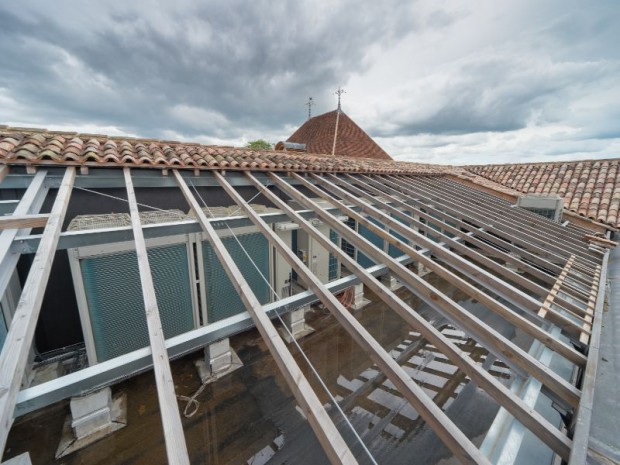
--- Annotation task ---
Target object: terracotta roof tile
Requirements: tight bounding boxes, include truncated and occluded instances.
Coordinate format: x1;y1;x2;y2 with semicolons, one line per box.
285;110;392;160
466;158;620;227
0;127;448;176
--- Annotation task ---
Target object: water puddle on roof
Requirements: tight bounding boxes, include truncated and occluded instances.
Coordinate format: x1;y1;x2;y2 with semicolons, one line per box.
5;277;546;465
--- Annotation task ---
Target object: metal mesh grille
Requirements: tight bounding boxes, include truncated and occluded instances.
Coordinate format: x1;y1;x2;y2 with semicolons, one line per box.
524;207;558;221
203;233;271;323
328;229;340;281
357;216;385;268
341;217;356;259
68;210;187;231
187;204;281;220
388;212;411;258
81;243;194;361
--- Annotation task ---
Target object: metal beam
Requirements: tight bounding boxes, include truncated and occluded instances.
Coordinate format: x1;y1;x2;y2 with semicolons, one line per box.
0;171;49;301
15;253;416;417
270;172;573;461
0;167;75;453
173;170;358;465
216;171;490;465
0;170;309;190
10;206;357;253
0;200;20;215
124;168;191;465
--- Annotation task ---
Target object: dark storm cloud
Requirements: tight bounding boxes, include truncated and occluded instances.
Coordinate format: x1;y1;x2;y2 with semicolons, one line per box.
0;1;417;138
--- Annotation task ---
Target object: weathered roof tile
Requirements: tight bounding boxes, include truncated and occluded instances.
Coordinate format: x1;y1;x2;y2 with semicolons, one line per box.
466;158;620;227
1;127;447;176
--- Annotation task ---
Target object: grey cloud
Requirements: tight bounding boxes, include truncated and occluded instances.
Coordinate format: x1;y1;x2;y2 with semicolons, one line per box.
373;55;615;137
0;1;417;138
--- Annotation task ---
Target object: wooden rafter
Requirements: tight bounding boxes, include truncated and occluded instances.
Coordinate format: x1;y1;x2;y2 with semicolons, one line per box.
332;174;587;367
428;176;595;252
123;168;191;465
361;174;596;319
416;176;597;264
0;167;75;452
270;172;574;460
306;172;581;408
217;171;491;465
172;170;358;465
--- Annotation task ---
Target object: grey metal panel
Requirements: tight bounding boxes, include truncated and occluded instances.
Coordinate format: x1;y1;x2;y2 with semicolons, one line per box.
11;207;360;253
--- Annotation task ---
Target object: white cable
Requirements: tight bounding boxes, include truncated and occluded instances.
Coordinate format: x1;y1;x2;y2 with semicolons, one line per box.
190;181;378;465
80;181;377;462
75;186;186;219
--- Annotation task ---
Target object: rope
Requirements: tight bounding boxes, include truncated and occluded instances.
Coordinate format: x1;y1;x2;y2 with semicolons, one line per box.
188;181;378;465
176;359;244;418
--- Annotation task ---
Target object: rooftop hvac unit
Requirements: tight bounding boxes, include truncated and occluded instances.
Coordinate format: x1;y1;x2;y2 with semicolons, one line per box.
189;205;292;323
358;210;415;267
516;195;564;222
69;205;291;364
288;199;343;285
0;270;21;351
68;210;197;364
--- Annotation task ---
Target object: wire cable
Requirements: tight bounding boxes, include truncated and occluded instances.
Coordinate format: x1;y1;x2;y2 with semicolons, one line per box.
189;180;378;465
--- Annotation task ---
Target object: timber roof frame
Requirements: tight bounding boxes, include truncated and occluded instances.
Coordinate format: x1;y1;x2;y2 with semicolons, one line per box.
0;164;613;465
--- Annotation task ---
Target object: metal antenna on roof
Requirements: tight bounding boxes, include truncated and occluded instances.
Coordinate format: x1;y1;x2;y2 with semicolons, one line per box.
332;87;345;155
335;86;346;112
306;97;314;120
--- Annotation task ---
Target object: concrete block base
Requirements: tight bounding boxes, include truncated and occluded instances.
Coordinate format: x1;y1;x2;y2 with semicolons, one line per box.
350;283;370;310
30;362;63;387
195;339;243;384
417;263;432;277
55;392;126;459
277;306;315;342
380;273;402;291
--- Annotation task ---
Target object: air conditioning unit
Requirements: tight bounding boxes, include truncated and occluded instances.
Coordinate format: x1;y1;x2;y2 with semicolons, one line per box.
68;205;292;365
516;195;564;222
288;199;343;285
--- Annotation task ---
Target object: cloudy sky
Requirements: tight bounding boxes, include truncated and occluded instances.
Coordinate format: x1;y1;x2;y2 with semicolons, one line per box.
1;1;618;165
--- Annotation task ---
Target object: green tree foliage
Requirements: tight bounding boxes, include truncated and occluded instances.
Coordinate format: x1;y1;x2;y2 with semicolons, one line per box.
245;139;273;150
